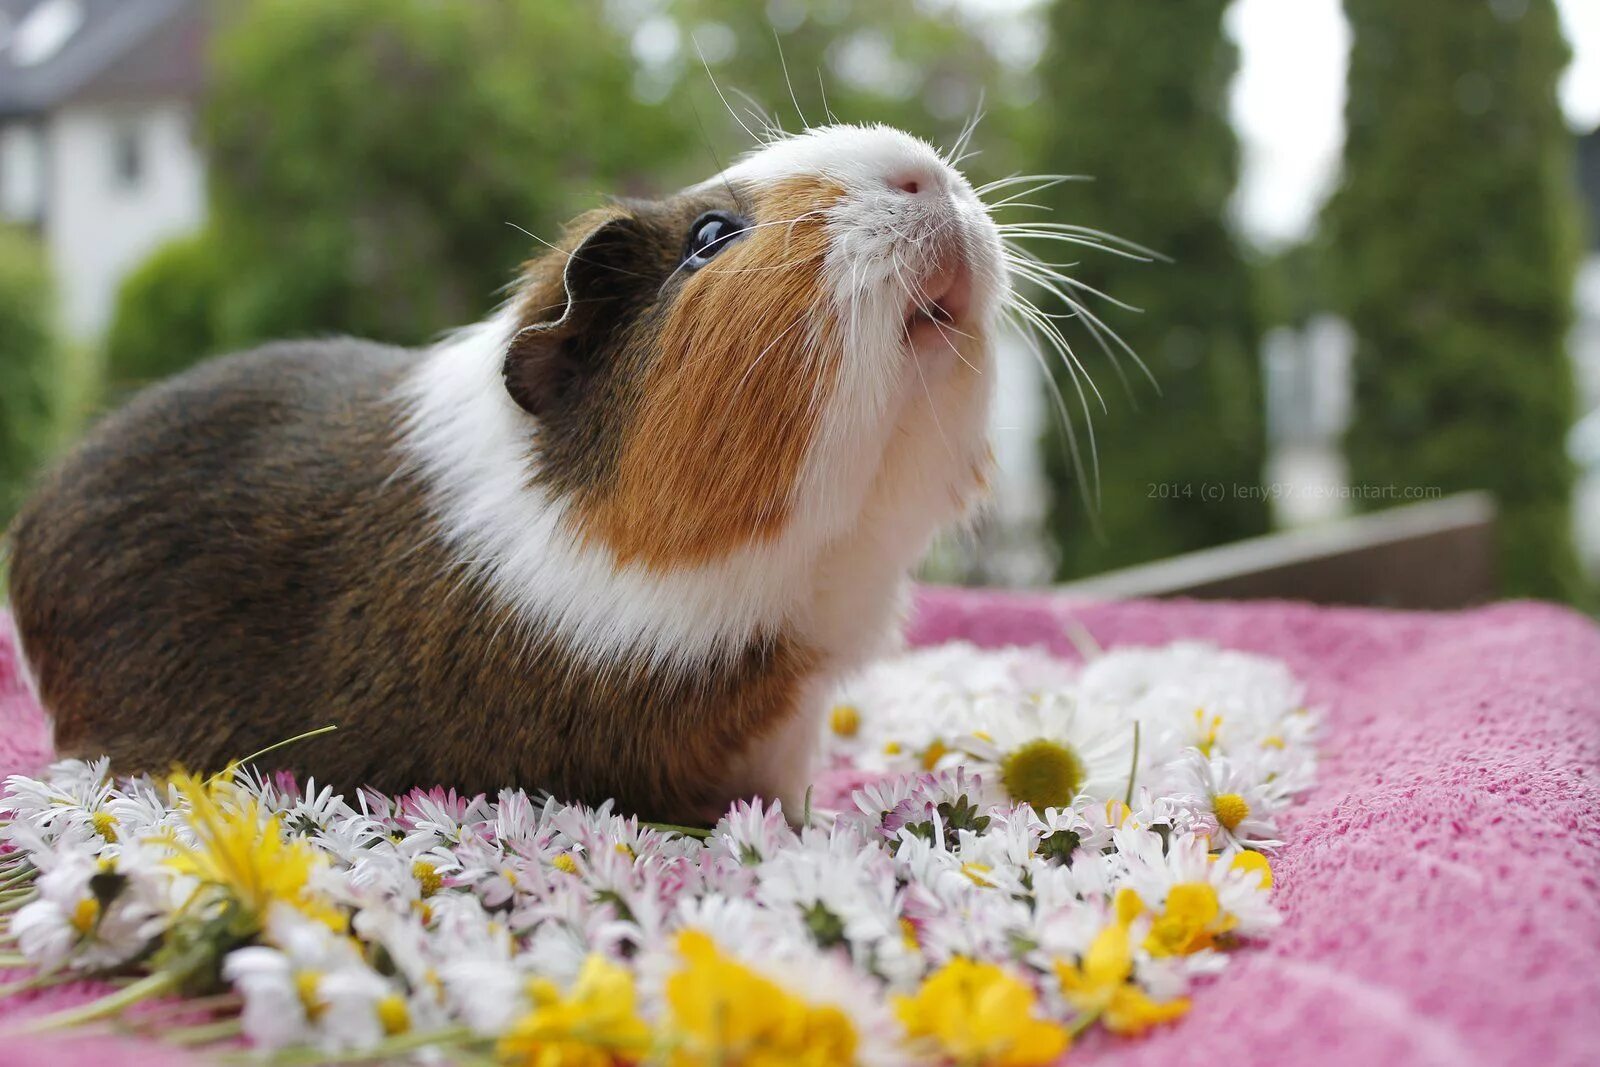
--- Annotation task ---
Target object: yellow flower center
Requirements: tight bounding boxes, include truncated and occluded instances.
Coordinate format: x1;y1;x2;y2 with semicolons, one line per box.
1213;793;1250;832
553;853;580;876
1261;734;1286;750
829;704;861;737
899;916;920;950
999;739;1086;809
920;739;950;771
377;993;410;1035
960;862;996;888
91;810;118;842
412;861;442;897
1194;708;1223;756
295;970;326;1021
69;897;100;935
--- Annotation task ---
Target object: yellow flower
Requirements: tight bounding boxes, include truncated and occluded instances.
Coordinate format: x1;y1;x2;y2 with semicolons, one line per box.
498;954;654;1067
1230;850;1273;889
164;771;343;931
1143;883;1235;957
894;958;1068;1067
1054;925;1190;1036
665;930;857;1067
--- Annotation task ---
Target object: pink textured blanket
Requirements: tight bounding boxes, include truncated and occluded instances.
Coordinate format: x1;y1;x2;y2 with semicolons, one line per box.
1;592;1598;1066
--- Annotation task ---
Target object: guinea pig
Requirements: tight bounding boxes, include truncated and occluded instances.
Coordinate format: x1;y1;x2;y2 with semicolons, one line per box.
5;124;1004;824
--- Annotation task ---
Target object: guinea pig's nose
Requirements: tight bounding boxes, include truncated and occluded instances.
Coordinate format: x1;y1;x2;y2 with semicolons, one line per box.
887;167;946;197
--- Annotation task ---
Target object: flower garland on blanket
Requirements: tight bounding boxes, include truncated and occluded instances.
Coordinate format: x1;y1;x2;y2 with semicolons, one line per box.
0;640;1316;1065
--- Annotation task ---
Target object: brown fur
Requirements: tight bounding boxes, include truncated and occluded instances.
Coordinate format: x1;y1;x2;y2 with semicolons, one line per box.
7;237;821;825
575;178;844;568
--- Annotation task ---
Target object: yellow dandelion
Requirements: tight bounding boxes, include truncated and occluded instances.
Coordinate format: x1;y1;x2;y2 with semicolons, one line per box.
163;772;343;931
1231;850;1273;888
1055;925;1190;1036
1143;883;1235;957
498;954;654;1067
895;958;1068;1067
665;930;857;1067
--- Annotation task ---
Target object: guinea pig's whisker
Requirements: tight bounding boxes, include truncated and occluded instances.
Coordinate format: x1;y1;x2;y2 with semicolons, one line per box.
653;212;832;294
694;37;766;146
733;313;810;396
996;227;1157;265
891;251;956;461
772;29;809;130
942;94;986;168
1000;221;1168;262
1006;293;1104;506
1002;247;1152;394
505;222;660;283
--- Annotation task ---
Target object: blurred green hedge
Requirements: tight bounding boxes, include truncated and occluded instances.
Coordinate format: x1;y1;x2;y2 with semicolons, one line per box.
104;233;225;395
106;0;691;380
0;225;58;525
1324;0;1586;602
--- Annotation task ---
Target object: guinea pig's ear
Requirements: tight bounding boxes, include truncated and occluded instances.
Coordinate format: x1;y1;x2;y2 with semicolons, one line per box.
503;211;647;417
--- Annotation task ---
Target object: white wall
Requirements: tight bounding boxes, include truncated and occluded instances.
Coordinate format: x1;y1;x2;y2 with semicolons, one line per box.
45;100;205;341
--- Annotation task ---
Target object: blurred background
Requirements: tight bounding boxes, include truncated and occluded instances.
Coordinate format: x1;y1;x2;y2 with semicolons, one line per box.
2;0;1598;607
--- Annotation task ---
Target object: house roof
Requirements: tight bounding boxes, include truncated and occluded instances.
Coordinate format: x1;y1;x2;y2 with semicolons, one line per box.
0;0;204;118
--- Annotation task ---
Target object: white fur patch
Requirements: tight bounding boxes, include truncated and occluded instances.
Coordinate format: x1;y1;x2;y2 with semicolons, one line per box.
397;125;1002;677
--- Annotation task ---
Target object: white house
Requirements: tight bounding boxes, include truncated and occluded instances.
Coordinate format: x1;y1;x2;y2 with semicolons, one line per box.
0;0;206;342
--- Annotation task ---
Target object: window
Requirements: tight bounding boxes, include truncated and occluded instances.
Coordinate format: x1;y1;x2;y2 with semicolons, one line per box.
110;121;142;190
0;124;44;221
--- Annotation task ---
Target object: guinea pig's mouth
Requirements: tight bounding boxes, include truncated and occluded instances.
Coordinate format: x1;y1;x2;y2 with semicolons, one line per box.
902;258;975;349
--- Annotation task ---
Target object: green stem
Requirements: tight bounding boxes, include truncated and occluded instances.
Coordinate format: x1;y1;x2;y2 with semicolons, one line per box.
212;724;340;783
126;991;243;1021
0;894;38;915
6;969;178;1034
0;867;37;892
0;952;29;967
155;1017;245;1046
1123;720;1142;808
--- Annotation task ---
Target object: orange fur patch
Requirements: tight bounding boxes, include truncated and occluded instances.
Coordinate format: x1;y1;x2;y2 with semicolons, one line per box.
578;177;846;570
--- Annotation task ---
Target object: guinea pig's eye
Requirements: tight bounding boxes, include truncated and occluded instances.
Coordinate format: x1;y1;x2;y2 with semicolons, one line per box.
683;211;749;269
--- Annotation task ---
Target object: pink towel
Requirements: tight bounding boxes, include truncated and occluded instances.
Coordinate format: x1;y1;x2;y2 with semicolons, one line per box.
2;592;1598;1067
